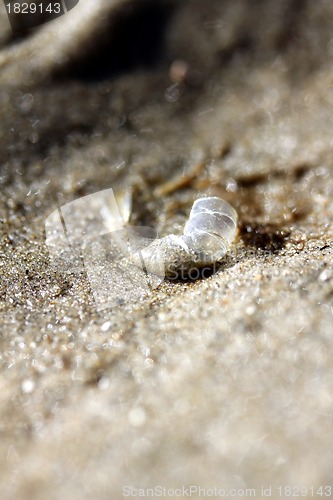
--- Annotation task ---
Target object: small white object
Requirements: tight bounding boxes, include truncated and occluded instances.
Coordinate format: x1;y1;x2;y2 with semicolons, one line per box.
131;196;238;277
128;407;146;427
21;379;35;394
101;320;113;332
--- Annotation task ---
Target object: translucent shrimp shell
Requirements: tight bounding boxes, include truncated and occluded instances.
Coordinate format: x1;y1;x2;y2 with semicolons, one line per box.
132;196;238;277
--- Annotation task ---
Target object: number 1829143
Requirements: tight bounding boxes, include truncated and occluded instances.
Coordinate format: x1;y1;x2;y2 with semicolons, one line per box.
6;3;62;14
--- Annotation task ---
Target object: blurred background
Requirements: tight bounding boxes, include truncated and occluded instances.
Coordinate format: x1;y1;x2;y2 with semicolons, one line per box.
0;1;333;498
